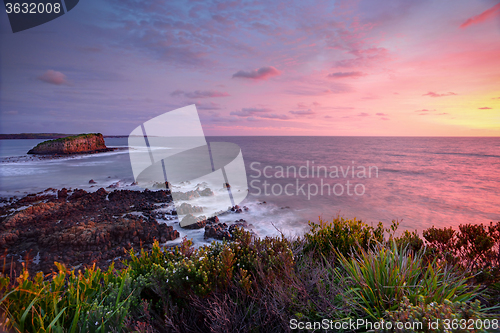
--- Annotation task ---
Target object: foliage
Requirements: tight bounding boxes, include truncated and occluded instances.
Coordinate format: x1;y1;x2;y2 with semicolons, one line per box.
1;218;499;332
0;262;135;333
377;296;492;333
301;216;389;259
337;241;477;320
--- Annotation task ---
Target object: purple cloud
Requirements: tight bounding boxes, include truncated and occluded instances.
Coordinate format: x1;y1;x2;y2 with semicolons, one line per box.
357;112;370;117
171;90;229;98
38;70;67;85
230;107;290;120
327;71;364;79
289;109;315;116
260;113;291;120
478;107;492;109
376;112;387;116
423;91;457;97
230;107;273;117
232;66;281;80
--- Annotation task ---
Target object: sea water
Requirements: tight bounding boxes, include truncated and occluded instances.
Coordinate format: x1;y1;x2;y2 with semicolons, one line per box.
1;136;499;244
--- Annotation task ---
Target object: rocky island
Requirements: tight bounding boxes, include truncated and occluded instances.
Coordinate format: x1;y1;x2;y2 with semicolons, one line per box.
27;133;111;155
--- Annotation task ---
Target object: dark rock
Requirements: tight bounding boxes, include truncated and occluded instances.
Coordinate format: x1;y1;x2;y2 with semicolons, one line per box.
176;202;203;215
0;188;177;276
204;223;230;240
198;188;215;196
89;179;97;184
180;214;207;229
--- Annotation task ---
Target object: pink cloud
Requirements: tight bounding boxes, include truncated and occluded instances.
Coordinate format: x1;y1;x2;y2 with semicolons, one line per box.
232;66;281;80
171;90;229;98
423;92;457;97
460;3;500;28
38;70;67;85
376;112;387;116
478;107;492;109
327;71;365;79
357;112;370;117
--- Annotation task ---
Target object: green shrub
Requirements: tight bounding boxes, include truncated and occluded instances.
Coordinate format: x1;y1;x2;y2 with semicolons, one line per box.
302;216;389;259
0;262;134;333
377;296;492;333
337;242;478;320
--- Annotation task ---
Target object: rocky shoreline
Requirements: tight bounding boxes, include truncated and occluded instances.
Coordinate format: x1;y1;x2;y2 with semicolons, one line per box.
0;187;252;276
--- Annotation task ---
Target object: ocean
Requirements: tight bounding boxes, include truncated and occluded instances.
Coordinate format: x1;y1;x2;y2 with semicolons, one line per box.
1;136;499;244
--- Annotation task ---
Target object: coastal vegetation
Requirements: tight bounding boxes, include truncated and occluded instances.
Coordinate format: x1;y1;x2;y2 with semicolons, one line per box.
1;218;499;332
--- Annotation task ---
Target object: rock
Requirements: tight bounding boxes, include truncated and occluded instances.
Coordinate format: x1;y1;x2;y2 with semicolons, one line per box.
89;179;97;184
223;183;231;189
204;223;230;240
230;205;243;213
0;188;177;276
107;182;120;189
180;214;207;229
176;202;203;215
198;188;215;196
27;133;110;155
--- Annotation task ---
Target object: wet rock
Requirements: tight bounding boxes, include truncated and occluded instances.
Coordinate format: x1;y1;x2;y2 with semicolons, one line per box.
176;203;203;215
89;179;97;184
198;188;215;196
204;223;230;240
180;214;207;229
0;188;177;275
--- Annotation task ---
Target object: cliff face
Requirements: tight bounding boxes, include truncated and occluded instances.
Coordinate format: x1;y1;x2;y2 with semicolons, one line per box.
27;133;108;154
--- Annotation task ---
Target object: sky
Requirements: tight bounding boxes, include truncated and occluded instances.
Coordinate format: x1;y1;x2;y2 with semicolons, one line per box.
0;0;499;136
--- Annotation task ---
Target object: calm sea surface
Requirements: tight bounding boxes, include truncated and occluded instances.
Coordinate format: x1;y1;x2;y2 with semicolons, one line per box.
1;137;499;242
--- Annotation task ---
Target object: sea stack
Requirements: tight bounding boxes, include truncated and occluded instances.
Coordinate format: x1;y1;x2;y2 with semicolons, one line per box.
27;133;109;155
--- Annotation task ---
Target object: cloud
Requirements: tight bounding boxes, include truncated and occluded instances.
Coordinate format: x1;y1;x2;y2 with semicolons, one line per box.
313;102;321;106
423;92;457;97
492;97;500;100
327;71;365;79
324;115;332;118
260;113;291;120
171;90;229;98
297;102;308;108
232;66;281;80
230;107;273;117
230;107;290;120
357;112;370;117
37;70;67;85
478;107;492;109
460;3;500;28
289;109;315;116
376;113;387;116
415;109;436;112
380;117;390;121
